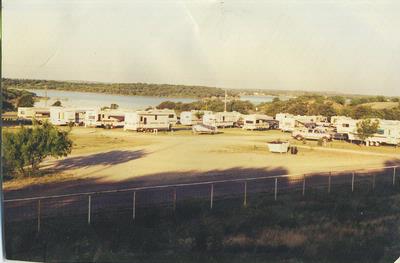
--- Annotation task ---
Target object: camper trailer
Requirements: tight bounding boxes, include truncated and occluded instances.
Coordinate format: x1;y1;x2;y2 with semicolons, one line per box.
180;110;213;126
242;114;273;130
49;107;87;126
124;110;172;131
17;107;50;122
152;109;177;125
203;111;241;128
276;113;326;132
84;109;128;128
336;118;400;146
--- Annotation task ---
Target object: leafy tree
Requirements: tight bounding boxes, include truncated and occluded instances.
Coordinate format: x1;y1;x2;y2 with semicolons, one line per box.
356;119;379;144
16;93;35;107
2;122;73;178
330;96;346;105
110;103;119;110
375;96;386;102
194;111;204;119
52;100;62;107
351;106;375;119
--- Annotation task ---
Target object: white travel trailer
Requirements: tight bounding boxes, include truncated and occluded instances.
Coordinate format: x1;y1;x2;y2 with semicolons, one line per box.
330;116;353;127
276;113;326;132
49;107;87;126
242;114;273;130
203;111;241;128
180;110;213;126
336;118;400;146
17;107;50;122
152;109;177;125
124;110;172;131
85;108;129;128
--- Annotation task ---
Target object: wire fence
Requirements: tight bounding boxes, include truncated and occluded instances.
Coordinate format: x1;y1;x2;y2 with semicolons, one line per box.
4;165;399;231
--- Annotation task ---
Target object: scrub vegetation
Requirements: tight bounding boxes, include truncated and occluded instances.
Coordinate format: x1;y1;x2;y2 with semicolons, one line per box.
5;186;400;263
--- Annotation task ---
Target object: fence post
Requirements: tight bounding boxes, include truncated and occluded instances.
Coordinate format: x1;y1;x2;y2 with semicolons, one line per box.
372;173;376;190
393;167;397;186
302;174;306;196
352;172;355;192
132;191;136;220
243;181;247;207
37;199;41;233
210;184;214;209
274;178;278;201
88;195;91;225
328;172;331;194
173;188;177;211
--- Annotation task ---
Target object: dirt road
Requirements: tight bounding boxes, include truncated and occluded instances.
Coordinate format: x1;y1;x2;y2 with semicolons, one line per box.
4;128;399;199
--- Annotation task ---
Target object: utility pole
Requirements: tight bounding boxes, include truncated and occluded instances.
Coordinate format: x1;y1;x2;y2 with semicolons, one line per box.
224;89;227;112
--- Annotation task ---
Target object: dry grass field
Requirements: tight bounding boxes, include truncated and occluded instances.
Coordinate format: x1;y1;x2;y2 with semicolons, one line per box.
4;127;400;197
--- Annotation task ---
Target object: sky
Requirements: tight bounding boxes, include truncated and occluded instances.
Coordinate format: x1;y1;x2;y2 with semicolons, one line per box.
3;0;400;96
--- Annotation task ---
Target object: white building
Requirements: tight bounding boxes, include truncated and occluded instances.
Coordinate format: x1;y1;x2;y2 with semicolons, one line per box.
203;111;242;128
124;110;172;131
242;114;273;130
180;110;213;126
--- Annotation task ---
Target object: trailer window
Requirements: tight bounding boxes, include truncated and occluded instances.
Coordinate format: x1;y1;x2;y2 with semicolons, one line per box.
168;114;174;118
342;123;350;127
155;115;158;120
377;129;384;135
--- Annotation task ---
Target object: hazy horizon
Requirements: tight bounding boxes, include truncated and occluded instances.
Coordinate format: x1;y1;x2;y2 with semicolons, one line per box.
3;0;400;96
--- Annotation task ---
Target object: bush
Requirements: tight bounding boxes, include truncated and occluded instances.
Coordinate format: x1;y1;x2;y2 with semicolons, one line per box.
2;122;73;178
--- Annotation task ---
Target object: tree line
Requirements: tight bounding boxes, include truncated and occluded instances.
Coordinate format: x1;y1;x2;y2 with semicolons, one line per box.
157;95;400;121
3;78;238;99
258;95;400;121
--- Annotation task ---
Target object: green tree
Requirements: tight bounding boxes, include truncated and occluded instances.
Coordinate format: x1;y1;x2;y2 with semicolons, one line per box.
110;103;119;110
194;111;204;119
52;100;62;107
16;93;35;107
330;96;346;105
2;122;73;178
356;119;379;145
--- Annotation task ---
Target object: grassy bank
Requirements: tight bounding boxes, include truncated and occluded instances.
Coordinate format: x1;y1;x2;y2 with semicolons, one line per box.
5;185;400;263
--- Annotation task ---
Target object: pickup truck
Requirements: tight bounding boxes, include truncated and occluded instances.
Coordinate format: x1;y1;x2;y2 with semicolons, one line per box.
292;128;332;142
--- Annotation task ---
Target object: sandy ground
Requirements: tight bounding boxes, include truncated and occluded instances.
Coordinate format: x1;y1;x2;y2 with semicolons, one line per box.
6;127;400;192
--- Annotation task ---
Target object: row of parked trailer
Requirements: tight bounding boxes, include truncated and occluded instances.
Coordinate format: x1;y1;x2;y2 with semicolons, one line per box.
16;107;400;146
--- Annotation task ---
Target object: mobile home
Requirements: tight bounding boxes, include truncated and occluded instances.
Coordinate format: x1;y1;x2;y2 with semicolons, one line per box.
336;118;400;146
124;110;172;131
180;110;213;126
17;107;50;122
49;107;87;126
242;114;273;130
203;111;241;128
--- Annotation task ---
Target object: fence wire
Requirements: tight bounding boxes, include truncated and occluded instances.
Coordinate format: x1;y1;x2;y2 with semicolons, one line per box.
4;165;400;227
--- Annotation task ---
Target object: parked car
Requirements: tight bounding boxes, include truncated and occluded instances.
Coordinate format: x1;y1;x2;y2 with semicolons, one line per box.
292;128;332;141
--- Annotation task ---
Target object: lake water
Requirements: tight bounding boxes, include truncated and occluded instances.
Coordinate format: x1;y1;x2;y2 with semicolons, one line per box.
28;89;283;109
29;89;196;110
